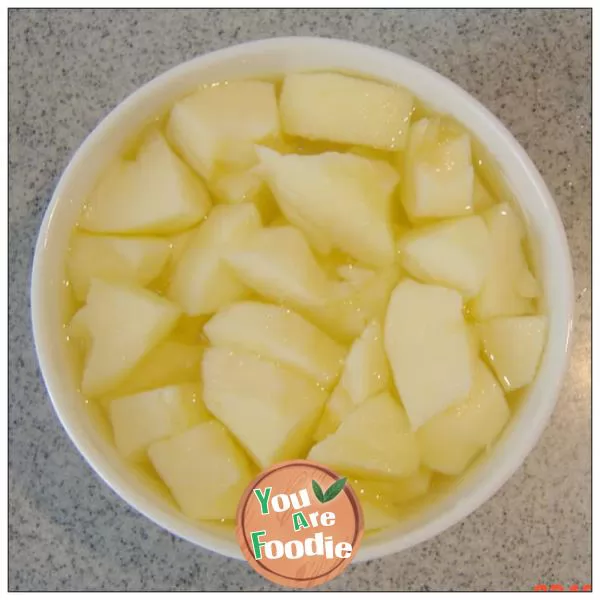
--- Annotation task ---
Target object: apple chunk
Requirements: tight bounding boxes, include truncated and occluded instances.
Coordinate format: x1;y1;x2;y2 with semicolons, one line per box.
385;279;472;430
349;468;432;506
167;80;279;178
256;147;398;267
309;392;420;480
341;321;389;405
478;315;547;391
168;203;262;316
312;385;354;442
80;134;210;234
401;118;474;221
210;169;277;223
314;320;389;440
108;383;209;461
470;203;538;319
204;301;345;388
202;347;328;468
68;232;170;301
417;360;510;474
399;216;491;299
148;420;253;521
226;225;336;307
78;279;181;397
115;340;203;397
280;72;414;150
304;265;401;343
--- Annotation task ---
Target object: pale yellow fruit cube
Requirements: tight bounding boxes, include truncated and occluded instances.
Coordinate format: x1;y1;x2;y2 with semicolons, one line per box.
313;384;354;442
341;321;389;405
169;228;198;264
81;280;181;397
167;80;279;178
385;279;472;430
256;147;398;267
336;264;376;286
148;420;253;520
402;118;474;221
168;204;262;316
108;383;209;461
417;360;510;475
68;232;170;302
309;392;420;480
478;315;547;391
80;134;210;234
210;169;278;223
348;468;432;506
211;170;264;204
204;301;345;388
202;348;328;468
470;203;537;319
226;225;336;307
280;72;414;150
360;499;401;532
399;216;491;299
305;265;401;343
67;306;91;346
115;340;203;397
472;176;496;212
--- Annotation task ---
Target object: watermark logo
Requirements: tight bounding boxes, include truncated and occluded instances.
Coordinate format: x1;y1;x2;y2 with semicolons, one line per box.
236;459;364;588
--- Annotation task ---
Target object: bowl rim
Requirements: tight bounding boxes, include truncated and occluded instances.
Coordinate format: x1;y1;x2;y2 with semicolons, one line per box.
31;36;574;563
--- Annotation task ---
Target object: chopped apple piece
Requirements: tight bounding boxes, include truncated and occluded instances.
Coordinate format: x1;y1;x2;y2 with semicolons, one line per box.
341;321;389;405
517;269;540;299
305;265;401;343
360;500;401;532
226;225;336;307
80;134;210;234
115;340;203;397
417;360;510;474
280;72;414;150
80;280;181;397
349;468;432;506
336;264;376;286
478;315;547;391
473;176;496;212
68;232;170;301
204;301;345;388
385;279;472;430
202;348;327;468
167;80;279;178
168;204;262;316
402;118;474;221
148;420;253;520
313;384;354;442
272;200;334;255
67;306;91;345
399;216;491;299
256;147;398;267
108;383;209;461
309;392;420;480
211;169;278;223
470;203;538;319
169;228;197;264
211;170;263;204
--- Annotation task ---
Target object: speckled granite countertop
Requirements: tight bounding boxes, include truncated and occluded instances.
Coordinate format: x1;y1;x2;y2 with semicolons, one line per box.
9;8;590;592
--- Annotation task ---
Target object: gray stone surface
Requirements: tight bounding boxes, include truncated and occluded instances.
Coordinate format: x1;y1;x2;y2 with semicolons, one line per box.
9;8;590;592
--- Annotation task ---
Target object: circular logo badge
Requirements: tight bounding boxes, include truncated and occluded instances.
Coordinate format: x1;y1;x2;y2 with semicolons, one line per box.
236;460;364;588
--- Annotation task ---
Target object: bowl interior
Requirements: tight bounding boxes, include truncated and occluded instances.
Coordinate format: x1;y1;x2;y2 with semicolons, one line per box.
31;37;573;562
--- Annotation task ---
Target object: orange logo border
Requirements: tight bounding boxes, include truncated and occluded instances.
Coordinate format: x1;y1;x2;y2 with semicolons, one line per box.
236;459;364;588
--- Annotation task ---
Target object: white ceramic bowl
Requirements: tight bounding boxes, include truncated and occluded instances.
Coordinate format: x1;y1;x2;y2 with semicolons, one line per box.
31;37;573;562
